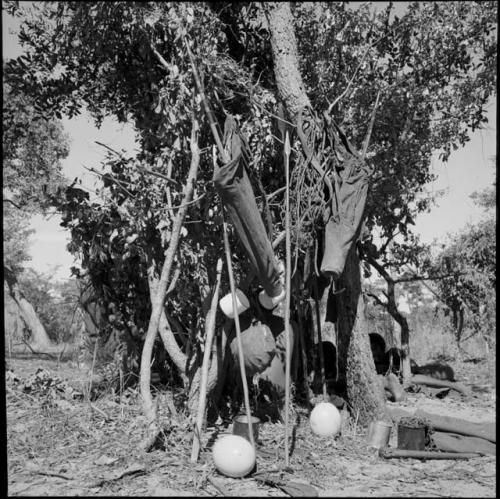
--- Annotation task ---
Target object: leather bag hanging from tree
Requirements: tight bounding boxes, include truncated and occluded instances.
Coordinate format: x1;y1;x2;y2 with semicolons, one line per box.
319;114;371;280
213;116;283;298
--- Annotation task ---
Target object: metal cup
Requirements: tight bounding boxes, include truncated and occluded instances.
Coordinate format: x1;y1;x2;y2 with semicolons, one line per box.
367;420;392;449
232;415;260;443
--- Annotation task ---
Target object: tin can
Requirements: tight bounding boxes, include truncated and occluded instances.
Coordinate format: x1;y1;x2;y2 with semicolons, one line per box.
232;415;260;443
398;424;425;450
367;420;392;449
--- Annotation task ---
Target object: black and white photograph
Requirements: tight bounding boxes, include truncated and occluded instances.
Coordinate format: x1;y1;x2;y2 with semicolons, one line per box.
4;1;496;496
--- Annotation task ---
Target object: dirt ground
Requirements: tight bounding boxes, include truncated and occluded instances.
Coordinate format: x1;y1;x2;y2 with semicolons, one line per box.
6;354;496;497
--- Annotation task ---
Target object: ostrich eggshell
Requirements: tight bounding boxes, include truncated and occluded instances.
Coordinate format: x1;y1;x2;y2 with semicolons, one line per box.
310;402;342;437
212;435;256;478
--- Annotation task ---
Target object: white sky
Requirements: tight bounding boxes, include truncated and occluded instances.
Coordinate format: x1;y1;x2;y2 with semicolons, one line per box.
2;5;497;281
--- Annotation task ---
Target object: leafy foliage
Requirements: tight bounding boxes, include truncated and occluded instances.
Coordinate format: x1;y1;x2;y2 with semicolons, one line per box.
3;207;35;274
3;79;70;213
3;71;70;275
429;180;496;344
4;1;497;382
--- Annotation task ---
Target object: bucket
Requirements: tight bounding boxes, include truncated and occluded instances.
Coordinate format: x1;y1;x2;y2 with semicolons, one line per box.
366;421;392;449
232;415;260;443
398;424;425;450
219;289;250;318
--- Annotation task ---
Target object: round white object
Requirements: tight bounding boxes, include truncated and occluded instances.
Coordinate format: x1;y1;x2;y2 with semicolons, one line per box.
212;435;256;478
219;289;250;318
258;288;286;310
310;402;342;437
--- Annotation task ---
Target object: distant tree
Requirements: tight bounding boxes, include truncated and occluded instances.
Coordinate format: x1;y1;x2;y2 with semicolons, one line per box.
430;177;496;347
3;64;71;353
3;80;70;214
18;269;83;344
3;76;70;276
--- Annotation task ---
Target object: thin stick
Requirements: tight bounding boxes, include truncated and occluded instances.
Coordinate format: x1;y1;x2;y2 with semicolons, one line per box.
283;132;292;466
88;337;99;400
191;258;224;463
297;302;310;408
313;276;327;401
221;206;255;449
183;35;227;162
362;90;381;158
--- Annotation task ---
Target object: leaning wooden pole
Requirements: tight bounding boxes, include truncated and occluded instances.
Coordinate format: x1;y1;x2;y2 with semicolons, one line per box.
184;32;254;449
222;207;255;449
283;132;292;466
190;258;224;463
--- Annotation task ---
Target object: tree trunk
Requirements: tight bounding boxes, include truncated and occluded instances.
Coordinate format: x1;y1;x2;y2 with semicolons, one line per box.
140;118;200;450
147;271;187;378
265;2;311;119
399;318;412;384
4;277;53;351
266;2;385;424
337;246;387;426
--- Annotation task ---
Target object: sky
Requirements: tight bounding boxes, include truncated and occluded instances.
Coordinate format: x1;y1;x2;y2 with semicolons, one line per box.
3;4;497;282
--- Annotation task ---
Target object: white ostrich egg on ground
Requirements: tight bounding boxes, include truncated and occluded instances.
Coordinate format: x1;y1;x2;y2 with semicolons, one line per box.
310;402;342;437
212;435;256;478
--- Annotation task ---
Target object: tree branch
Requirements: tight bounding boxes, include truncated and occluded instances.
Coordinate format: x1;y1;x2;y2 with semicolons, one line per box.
3;198;24;210
366;291;388;309
141;117;201;451
394;272;463;284
83;165;135;198
362;90;381;158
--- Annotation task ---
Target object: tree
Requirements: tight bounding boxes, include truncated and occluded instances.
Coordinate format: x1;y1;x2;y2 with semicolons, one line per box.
5;1;496;427
430;178;496;347
18;269;83;344
3;78;70;273
3;79;70;214
3;60;71;352
3;207;35;275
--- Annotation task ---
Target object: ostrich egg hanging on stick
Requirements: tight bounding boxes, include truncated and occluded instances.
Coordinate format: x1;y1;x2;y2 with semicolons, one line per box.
310;402;342;437
212;435;256;478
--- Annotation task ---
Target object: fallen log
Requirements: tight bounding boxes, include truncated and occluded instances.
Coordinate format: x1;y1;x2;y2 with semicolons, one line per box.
415;409;496;443
410;374;469;396
387;407;496;445
379;447;482;460
432;431;496;456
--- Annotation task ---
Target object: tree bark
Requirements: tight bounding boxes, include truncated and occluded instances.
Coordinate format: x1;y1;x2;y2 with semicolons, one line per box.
337;246;387;426
265;2;311;119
